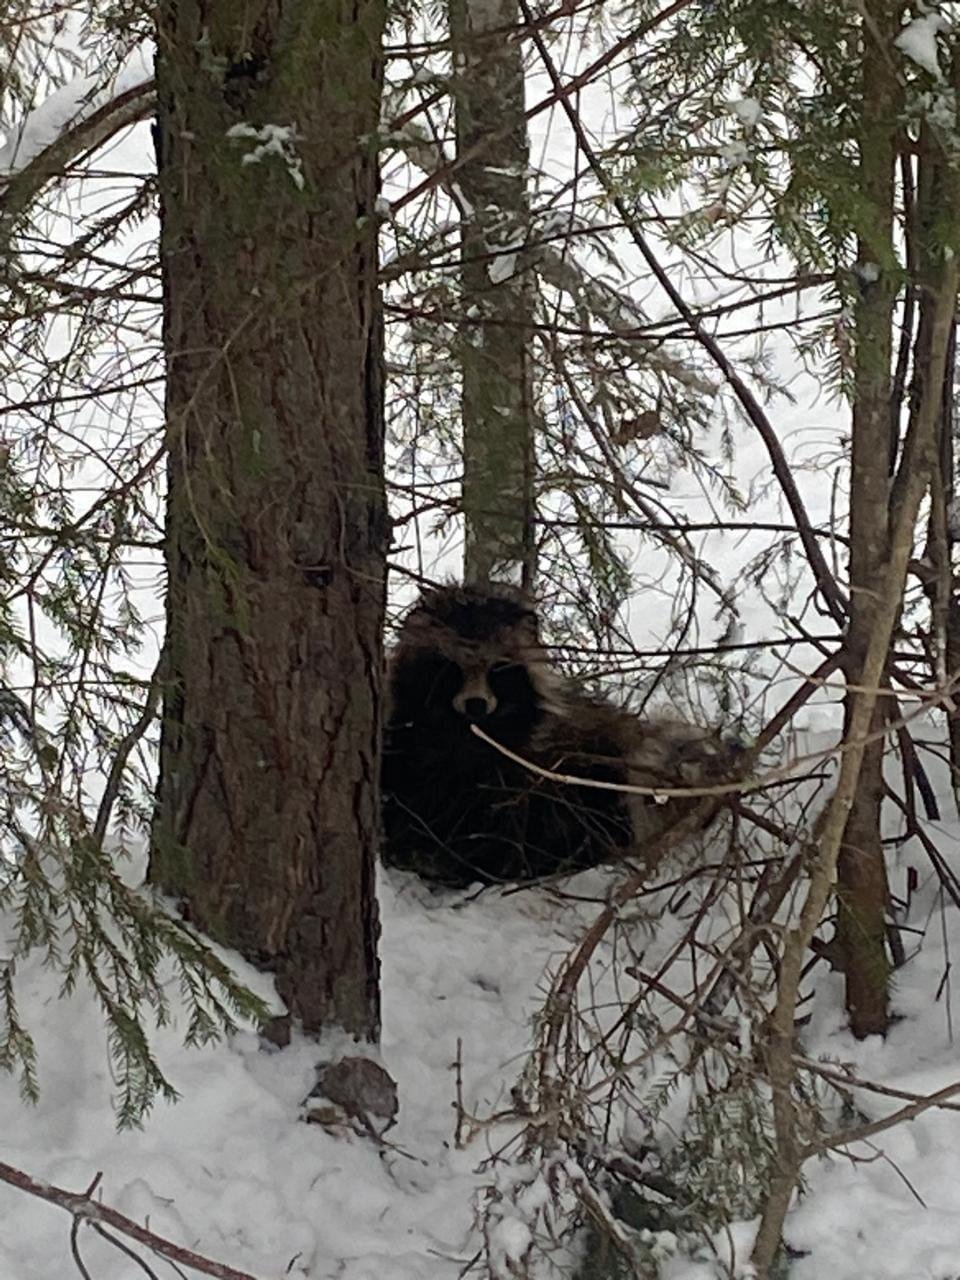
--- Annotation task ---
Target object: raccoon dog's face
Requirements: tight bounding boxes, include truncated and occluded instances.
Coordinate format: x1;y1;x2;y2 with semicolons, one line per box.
388;584;560;743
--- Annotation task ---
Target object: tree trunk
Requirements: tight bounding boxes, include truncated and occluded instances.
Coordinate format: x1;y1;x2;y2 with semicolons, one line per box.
451;0;535;586
837;0;901;1039
150;0;387;1040
925;307;960;813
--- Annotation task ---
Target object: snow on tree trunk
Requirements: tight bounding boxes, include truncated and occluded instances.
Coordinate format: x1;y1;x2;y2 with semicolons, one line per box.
150;0;387;1040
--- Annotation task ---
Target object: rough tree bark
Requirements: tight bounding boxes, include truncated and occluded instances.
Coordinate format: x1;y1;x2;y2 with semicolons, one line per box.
150;0;387;1039
837;0;901;1038
450;0;535;586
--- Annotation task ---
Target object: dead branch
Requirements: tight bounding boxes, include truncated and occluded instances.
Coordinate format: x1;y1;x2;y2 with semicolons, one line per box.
801;1077;960;1158
529;649;841;1141
0;1159;265;1280
92;653;164;847
470;678;947;802
797;1056;960;1115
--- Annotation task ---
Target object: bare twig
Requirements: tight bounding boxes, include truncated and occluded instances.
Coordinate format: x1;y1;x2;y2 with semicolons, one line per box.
391;0;699;217
92;654;164;847
0;1160;265;1280
470;676;944;802
798;1056;960;1115
529;651;838;1140
802;1077;960;1158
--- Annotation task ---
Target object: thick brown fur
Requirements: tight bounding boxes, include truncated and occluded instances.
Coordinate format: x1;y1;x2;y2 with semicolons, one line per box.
381;582;728;887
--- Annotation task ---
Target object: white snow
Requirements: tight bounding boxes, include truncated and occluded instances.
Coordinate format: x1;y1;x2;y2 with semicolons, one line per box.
895;11;949;78
488;251;518;285
226;123;305;190
663;1219;759;1278
538;210;573;237
0;46;152;181
0;858;596;1278
718;141;750;168
3;746;960;1280
729;98;762;128
488;1215;532;1263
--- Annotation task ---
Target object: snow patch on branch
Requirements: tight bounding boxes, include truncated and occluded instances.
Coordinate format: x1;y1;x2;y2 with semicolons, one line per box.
488;251;518;284
895;10;949;78
730;97;762;128
0;45;152;180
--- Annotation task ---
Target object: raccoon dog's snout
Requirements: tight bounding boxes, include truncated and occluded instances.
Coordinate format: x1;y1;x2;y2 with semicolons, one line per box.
452;673;497;720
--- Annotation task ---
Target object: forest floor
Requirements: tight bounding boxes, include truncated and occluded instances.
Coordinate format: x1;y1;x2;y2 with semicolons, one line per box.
2;736;960;1280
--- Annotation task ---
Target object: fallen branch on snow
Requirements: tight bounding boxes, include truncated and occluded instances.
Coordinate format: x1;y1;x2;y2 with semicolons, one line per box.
0;1159;265;1280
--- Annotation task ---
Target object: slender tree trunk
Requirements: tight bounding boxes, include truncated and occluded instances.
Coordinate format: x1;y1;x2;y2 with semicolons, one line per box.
150;0;387;1039
451;0;535;586
753;116;959;1275
925;318;960;811
838;0;901;1038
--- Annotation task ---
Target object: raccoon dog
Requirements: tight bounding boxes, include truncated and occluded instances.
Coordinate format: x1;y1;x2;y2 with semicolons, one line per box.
381;582;726;888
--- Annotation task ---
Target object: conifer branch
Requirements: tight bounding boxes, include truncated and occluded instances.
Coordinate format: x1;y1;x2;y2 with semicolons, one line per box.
0;79;155;236
517;0;849;629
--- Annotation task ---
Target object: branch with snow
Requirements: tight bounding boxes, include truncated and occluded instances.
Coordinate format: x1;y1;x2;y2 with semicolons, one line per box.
0;54;154;236
895;11;949;79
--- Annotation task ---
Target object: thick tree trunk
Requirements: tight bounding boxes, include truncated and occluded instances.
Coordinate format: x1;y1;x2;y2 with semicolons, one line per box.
838;0;900;1038
451;0;535;586
150;0;387;1039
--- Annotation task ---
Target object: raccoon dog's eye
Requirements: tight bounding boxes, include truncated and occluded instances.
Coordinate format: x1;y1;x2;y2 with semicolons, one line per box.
424;657;465;705
488;662;533;710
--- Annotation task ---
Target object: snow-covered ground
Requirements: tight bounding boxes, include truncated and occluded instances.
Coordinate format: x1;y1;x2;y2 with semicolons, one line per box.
3;733;960;1280
0;859;596;1280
